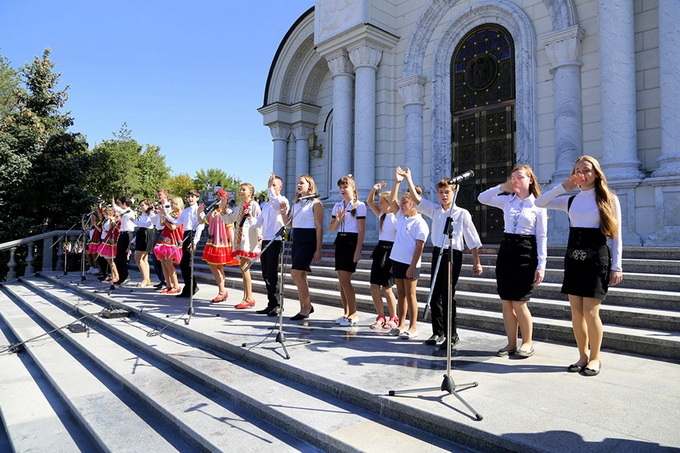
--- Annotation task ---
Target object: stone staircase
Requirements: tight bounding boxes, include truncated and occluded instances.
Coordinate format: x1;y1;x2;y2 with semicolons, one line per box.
217;243;680;362
0;242;678;452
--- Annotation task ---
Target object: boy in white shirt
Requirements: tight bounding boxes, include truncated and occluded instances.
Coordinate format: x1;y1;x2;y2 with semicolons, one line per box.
400;167;483;349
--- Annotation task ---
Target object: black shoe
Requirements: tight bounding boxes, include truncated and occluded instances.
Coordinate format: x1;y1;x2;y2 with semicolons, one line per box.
267;308;280;317
438;334;460;350
175;291;190;298
256;306;275;315
424;334;439;345
153;283;165;290
290;313;309;321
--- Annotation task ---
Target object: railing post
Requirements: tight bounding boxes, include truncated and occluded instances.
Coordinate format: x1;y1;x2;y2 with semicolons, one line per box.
25;242;35;275
7;246;17;280
56;237;64;272
43;236;54;270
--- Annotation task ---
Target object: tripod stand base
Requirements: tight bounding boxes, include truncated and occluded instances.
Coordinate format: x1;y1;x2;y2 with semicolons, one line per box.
241;330;312;360
388;373;483;421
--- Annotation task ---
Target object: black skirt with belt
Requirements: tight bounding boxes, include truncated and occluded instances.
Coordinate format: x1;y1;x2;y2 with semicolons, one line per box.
495;233;538;301
562;227;611;300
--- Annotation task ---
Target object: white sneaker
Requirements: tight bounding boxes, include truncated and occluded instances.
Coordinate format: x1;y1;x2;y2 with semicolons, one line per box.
336;316;347;325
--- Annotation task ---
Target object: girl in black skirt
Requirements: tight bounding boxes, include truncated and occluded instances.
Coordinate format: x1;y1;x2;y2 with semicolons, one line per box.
478;165;548;359
284;174;324;321
366;182;399;330
536;156;623;376
329;175;366;326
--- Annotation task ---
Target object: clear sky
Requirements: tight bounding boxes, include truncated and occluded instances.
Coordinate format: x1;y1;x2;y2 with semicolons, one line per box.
0;0;313;189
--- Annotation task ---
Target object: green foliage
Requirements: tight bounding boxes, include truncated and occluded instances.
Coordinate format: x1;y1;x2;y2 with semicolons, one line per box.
167;173;197;199
85;123;171;204
193;167;241;193
0;53;19;117
0;49;81;240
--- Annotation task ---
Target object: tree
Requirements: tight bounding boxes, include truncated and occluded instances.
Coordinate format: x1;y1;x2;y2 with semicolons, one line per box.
85;124;171;203
0;49;78;240
0;53;19;117
193;167;241;193
167;173;196;199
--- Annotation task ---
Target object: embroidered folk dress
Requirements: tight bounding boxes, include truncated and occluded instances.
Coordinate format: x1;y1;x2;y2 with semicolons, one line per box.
153;214;184;264
221;201;262;259
202;209;239;266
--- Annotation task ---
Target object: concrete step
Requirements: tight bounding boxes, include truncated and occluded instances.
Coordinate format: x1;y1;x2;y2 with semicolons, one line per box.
0;317;97;453
6;277;473;453
0;287;188;452
4;271;679;452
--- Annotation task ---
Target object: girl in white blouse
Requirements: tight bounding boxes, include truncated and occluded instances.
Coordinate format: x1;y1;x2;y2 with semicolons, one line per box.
535;155;623;376
478;165;547;358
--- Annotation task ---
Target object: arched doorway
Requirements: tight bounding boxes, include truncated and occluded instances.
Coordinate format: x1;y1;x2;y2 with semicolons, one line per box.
451;25;516;243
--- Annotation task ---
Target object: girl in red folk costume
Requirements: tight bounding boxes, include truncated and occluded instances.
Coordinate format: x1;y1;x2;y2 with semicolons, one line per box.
153;196;184;294
198;187;236;303
220;183;262;308
98;206;120;283
83;210;103;275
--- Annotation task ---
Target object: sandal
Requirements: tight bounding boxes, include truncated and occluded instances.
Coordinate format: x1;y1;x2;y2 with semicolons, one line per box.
370;316;386;330
235;299;256;309
210;292;229;303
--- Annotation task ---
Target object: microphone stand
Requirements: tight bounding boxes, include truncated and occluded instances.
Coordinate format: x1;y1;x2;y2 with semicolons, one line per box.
183;229;219;324
388;184;482;421
241;200;312;359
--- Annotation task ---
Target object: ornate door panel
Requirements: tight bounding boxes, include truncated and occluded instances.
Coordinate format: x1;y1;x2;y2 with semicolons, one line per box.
453;105;515;243
451;25;516;244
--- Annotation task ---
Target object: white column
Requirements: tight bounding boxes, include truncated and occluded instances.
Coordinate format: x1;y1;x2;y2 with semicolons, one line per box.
543;26;585;182
599;0;643;180
268;125;290;183
292;125;312;179
326;50;354;188
348;43;382;199
397;75;427;185
652;0;680;177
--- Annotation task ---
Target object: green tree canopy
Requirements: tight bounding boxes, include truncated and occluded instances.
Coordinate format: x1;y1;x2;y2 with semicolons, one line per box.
0;53;19;117
85;123;171;205
193;167;241;193
0;49;91;240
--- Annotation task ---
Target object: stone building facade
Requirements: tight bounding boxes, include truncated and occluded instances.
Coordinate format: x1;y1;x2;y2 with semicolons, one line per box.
258;0;679;246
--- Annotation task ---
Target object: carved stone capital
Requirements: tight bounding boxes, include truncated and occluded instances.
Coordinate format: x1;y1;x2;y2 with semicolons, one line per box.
348;43;383;69
542;26;585;72
396;75;427;106
325;50;353;76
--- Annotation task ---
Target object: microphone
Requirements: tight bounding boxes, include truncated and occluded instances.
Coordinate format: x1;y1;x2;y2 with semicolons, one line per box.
204;199;220;214
119;208;132;216
448;170;475;185
299;193;321;200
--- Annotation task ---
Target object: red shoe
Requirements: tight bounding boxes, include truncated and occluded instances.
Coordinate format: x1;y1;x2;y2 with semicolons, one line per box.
167;287;181;294
235;299;256;309
210;292;228;303
159;288;169;294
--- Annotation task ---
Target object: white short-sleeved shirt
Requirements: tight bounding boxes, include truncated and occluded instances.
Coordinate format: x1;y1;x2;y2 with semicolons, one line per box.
389;211;429;267
331;200;367;233
378;212;398;242
291;199;318;229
